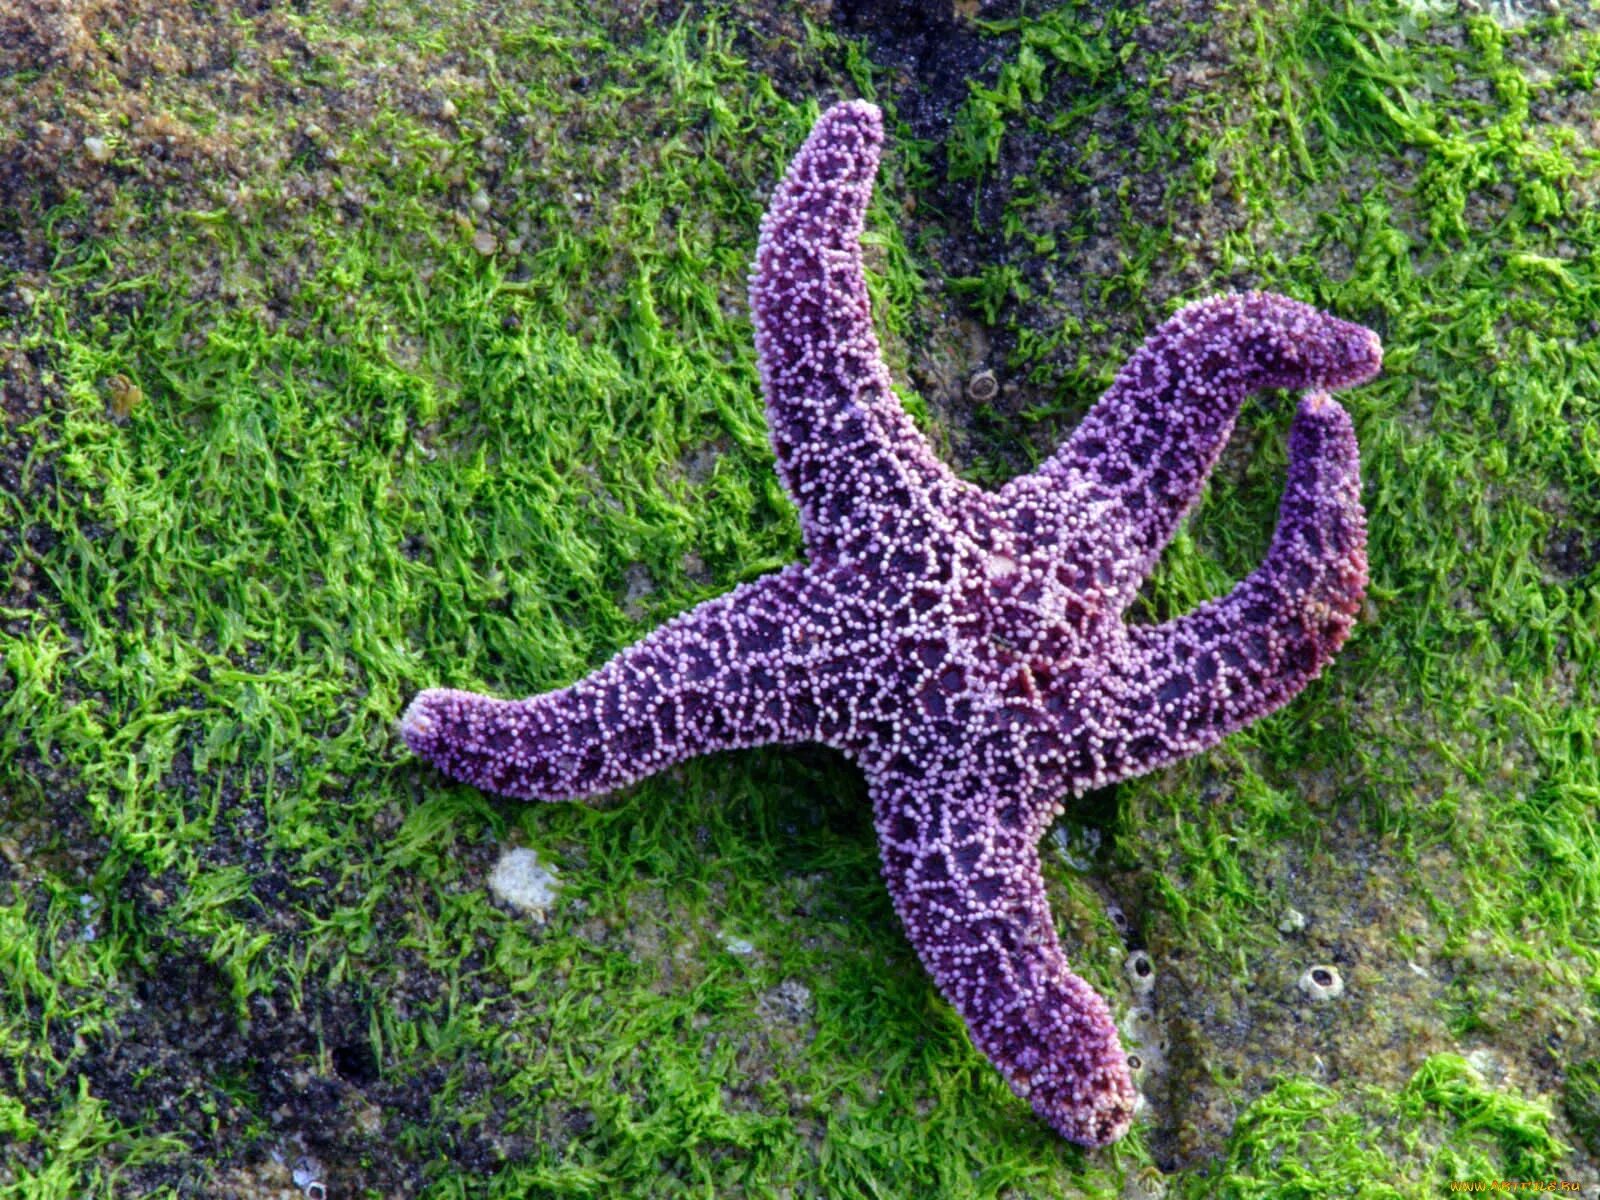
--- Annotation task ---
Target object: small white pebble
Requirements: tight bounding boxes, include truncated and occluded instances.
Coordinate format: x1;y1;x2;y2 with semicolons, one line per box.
489;847;560;921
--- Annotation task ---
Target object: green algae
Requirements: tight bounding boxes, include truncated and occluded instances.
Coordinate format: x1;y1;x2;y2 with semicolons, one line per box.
1212;1054;1565;1199
1563;1058;1600;1159
0;0;1596;1196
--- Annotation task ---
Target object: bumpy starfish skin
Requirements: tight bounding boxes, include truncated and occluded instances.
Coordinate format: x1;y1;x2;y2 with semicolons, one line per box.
401;101;1382;1146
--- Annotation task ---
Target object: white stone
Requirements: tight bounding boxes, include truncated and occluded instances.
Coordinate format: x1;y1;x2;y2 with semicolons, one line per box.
488;847;560;921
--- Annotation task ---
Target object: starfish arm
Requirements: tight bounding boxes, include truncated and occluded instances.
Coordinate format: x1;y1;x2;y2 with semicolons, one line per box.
871;774;1136;1146
1095;393;1367;785
749;100;962;558
401;564;837;801
1008;292;1380;611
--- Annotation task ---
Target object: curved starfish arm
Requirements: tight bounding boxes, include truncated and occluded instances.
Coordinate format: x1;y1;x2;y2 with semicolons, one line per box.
750;101;962;558
870;777;1136;1146
1095;392;1367;785
401;564;838;801
1009;292;1380;612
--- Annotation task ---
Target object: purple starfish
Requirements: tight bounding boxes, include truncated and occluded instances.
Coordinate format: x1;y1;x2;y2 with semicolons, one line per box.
401;101;1381;1146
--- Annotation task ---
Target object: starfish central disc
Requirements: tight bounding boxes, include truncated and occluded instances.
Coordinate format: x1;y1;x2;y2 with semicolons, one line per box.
400;100;1383;1147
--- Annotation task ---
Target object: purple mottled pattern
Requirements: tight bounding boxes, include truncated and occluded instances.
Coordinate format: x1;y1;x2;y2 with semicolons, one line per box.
401;100;1382;1146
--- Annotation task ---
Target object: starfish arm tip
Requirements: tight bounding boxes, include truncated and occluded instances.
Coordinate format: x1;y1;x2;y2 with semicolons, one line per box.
984;974;1138;1147
750;97;959;557
398;687;447;753
873;788;1137;1146
817;97;882;142
1029;292;1380;610
1097;383;1367;783
1043;1061;1139;1147
403;569;838;802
